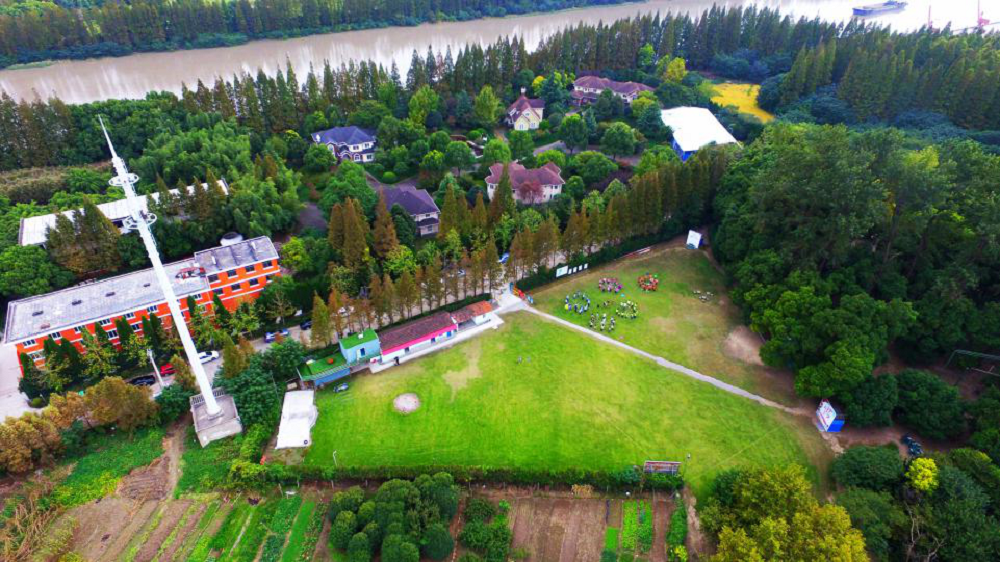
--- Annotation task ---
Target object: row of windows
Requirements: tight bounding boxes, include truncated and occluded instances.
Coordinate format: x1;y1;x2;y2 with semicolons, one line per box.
24;275;275;349
207;260;275;283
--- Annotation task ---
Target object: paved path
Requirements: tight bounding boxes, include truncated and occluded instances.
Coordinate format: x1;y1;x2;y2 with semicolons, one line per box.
0;343;37;420
522;306;807;416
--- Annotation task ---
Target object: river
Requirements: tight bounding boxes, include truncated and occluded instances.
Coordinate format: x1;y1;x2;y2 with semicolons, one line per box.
0;0;991;104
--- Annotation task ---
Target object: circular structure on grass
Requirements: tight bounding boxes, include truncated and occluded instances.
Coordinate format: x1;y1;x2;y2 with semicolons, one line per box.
394;393;421;414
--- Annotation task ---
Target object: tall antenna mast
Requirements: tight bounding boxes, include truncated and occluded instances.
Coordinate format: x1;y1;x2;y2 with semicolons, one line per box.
99;117;221;416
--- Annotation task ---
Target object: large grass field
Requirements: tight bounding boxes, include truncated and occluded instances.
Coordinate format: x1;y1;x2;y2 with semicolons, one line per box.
305;312;830;499
710;82;775;123
532;246;800;405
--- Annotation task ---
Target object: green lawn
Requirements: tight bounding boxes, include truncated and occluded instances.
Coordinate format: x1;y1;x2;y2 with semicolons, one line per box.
305;312;829;499
532;246;800;406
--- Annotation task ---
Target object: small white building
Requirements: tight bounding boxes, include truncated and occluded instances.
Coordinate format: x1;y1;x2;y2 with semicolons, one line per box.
275;390;319;449
660;107;738;161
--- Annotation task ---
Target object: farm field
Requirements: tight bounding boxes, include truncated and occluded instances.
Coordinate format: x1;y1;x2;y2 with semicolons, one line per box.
710;82;775;122
305;311;830;499
532;246;800;406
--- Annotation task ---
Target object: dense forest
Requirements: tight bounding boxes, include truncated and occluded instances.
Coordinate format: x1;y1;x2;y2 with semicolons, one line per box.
0;0;631;66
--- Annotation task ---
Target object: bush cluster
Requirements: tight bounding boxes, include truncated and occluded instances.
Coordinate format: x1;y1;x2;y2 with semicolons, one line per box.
458;498;512;562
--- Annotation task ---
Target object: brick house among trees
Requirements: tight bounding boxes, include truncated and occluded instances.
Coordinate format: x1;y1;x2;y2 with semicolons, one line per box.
570;75;654;106
486;162;565;205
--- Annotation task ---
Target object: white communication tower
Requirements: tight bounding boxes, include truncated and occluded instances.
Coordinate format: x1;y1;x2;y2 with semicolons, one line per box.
100;117;242;445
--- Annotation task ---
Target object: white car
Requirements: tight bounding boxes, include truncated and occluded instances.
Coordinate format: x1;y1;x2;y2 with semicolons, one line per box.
198;350;220;364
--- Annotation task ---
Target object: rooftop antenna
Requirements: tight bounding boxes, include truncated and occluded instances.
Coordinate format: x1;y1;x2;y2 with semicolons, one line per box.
100;117;242;445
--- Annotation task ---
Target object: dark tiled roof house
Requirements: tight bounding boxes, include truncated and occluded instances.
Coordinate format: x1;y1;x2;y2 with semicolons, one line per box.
380;185;441;237
485;162;565;205
571;75;654;106
311;126;376;163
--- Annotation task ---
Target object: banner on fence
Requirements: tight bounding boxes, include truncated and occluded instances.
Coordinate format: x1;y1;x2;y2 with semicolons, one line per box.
643;460;682;474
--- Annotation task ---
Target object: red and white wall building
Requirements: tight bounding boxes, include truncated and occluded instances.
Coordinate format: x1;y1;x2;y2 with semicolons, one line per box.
3;236;280;375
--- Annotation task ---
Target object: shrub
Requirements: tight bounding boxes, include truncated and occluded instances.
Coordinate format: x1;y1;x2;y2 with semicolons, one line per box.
383;171;398;183
906;458;939;493
381;534;420;562
830;446;904;491
29;397;45;408
464;498;497;523
836;487;904;561
895;369;966;439
329;510;358;550
348;532;371;562
422;523;454;560
601;550;617;562
840;374;897;427
155;384;193;424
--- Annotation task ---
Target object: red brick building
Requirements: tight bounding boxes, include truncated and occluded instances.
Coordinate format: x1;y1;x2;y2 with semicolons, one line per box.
3;236;280;374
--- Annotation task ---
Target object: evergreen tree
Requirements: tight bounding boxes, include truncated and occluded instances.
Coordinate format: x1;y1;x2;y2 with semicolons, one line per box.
373;193;399;259
310;294;332;348
488;164;515;224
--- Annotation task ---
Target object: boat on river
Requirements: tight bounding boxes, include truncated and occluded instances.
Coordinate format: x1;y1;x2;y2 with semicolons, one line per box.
853;1;907;16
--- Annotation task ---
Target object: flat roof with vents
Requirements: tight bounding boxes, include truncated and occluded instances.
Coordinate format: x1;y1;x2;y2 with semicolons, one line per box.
18;180;228;246
2;236;277;345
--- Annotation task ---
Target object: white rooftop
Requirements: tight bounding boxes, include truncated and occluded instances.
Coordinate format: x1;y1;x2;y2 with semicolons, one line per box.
275;390;318;450
2;236;277;344
660;107;738;153
19;180;228;246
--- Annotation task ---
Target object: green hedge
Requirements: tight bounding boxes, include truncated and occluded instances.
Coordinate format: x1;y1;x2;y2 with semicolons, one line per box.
259;463;683;492
666;497;688;561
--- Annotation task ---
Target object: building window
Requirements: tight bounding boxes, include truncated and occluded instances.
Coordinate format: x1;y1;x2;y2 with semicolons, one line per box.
208;274;219;283
248;278;260;287
244;265;255;274
74;326;84;334
107;329;119;339
266;274;275;283
51;332;61;341
226;269;237;278
213;288;224;296
359;348;366;357
147;305;158;313
28;350;44;360
131;323;142;332
125;312;136;320
23;339;36;347
99;319;112;327
263;260;273;268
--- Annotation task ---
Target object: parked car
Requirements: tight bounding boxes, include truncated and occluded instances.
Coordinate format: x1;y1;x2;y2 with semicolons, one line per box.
198;350;220;364
334;383;349;393
265;329;291;343
299;320;312;331
159;363;176;376
128;375;156;387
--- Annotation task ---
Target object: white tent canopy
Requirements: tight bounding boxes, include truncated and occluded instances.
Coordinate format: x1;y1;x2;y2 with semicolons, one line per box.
660;107;738;154
275;390;319;449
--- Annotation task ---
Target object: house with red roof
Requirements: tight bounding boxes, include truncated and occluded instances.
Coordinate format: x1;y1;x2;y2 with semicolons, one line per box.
485;162;565;205
505;92;545;131
571;75;654;106
378;311;458;366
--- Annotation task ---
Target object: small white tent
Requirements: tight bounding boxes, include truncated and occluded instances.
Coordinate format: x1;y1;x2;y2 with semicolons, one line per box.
275;390;319;449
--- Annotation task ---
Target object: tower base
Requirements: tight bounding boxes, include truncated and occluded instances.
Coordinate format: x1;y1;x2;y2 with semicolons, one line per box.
190;390;243;447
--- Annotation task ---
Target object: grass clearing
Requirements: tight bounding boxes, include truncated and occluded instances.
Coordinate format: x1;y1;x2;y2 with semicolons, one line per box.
176;426;241;495
52;426;165;507
710;82;775;123
305;312;829;499
532;247;798;405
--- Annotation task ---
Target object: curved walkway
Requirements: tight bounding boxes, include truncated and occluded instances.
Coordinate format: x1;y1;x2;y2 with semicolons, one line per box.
522;306;808;417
